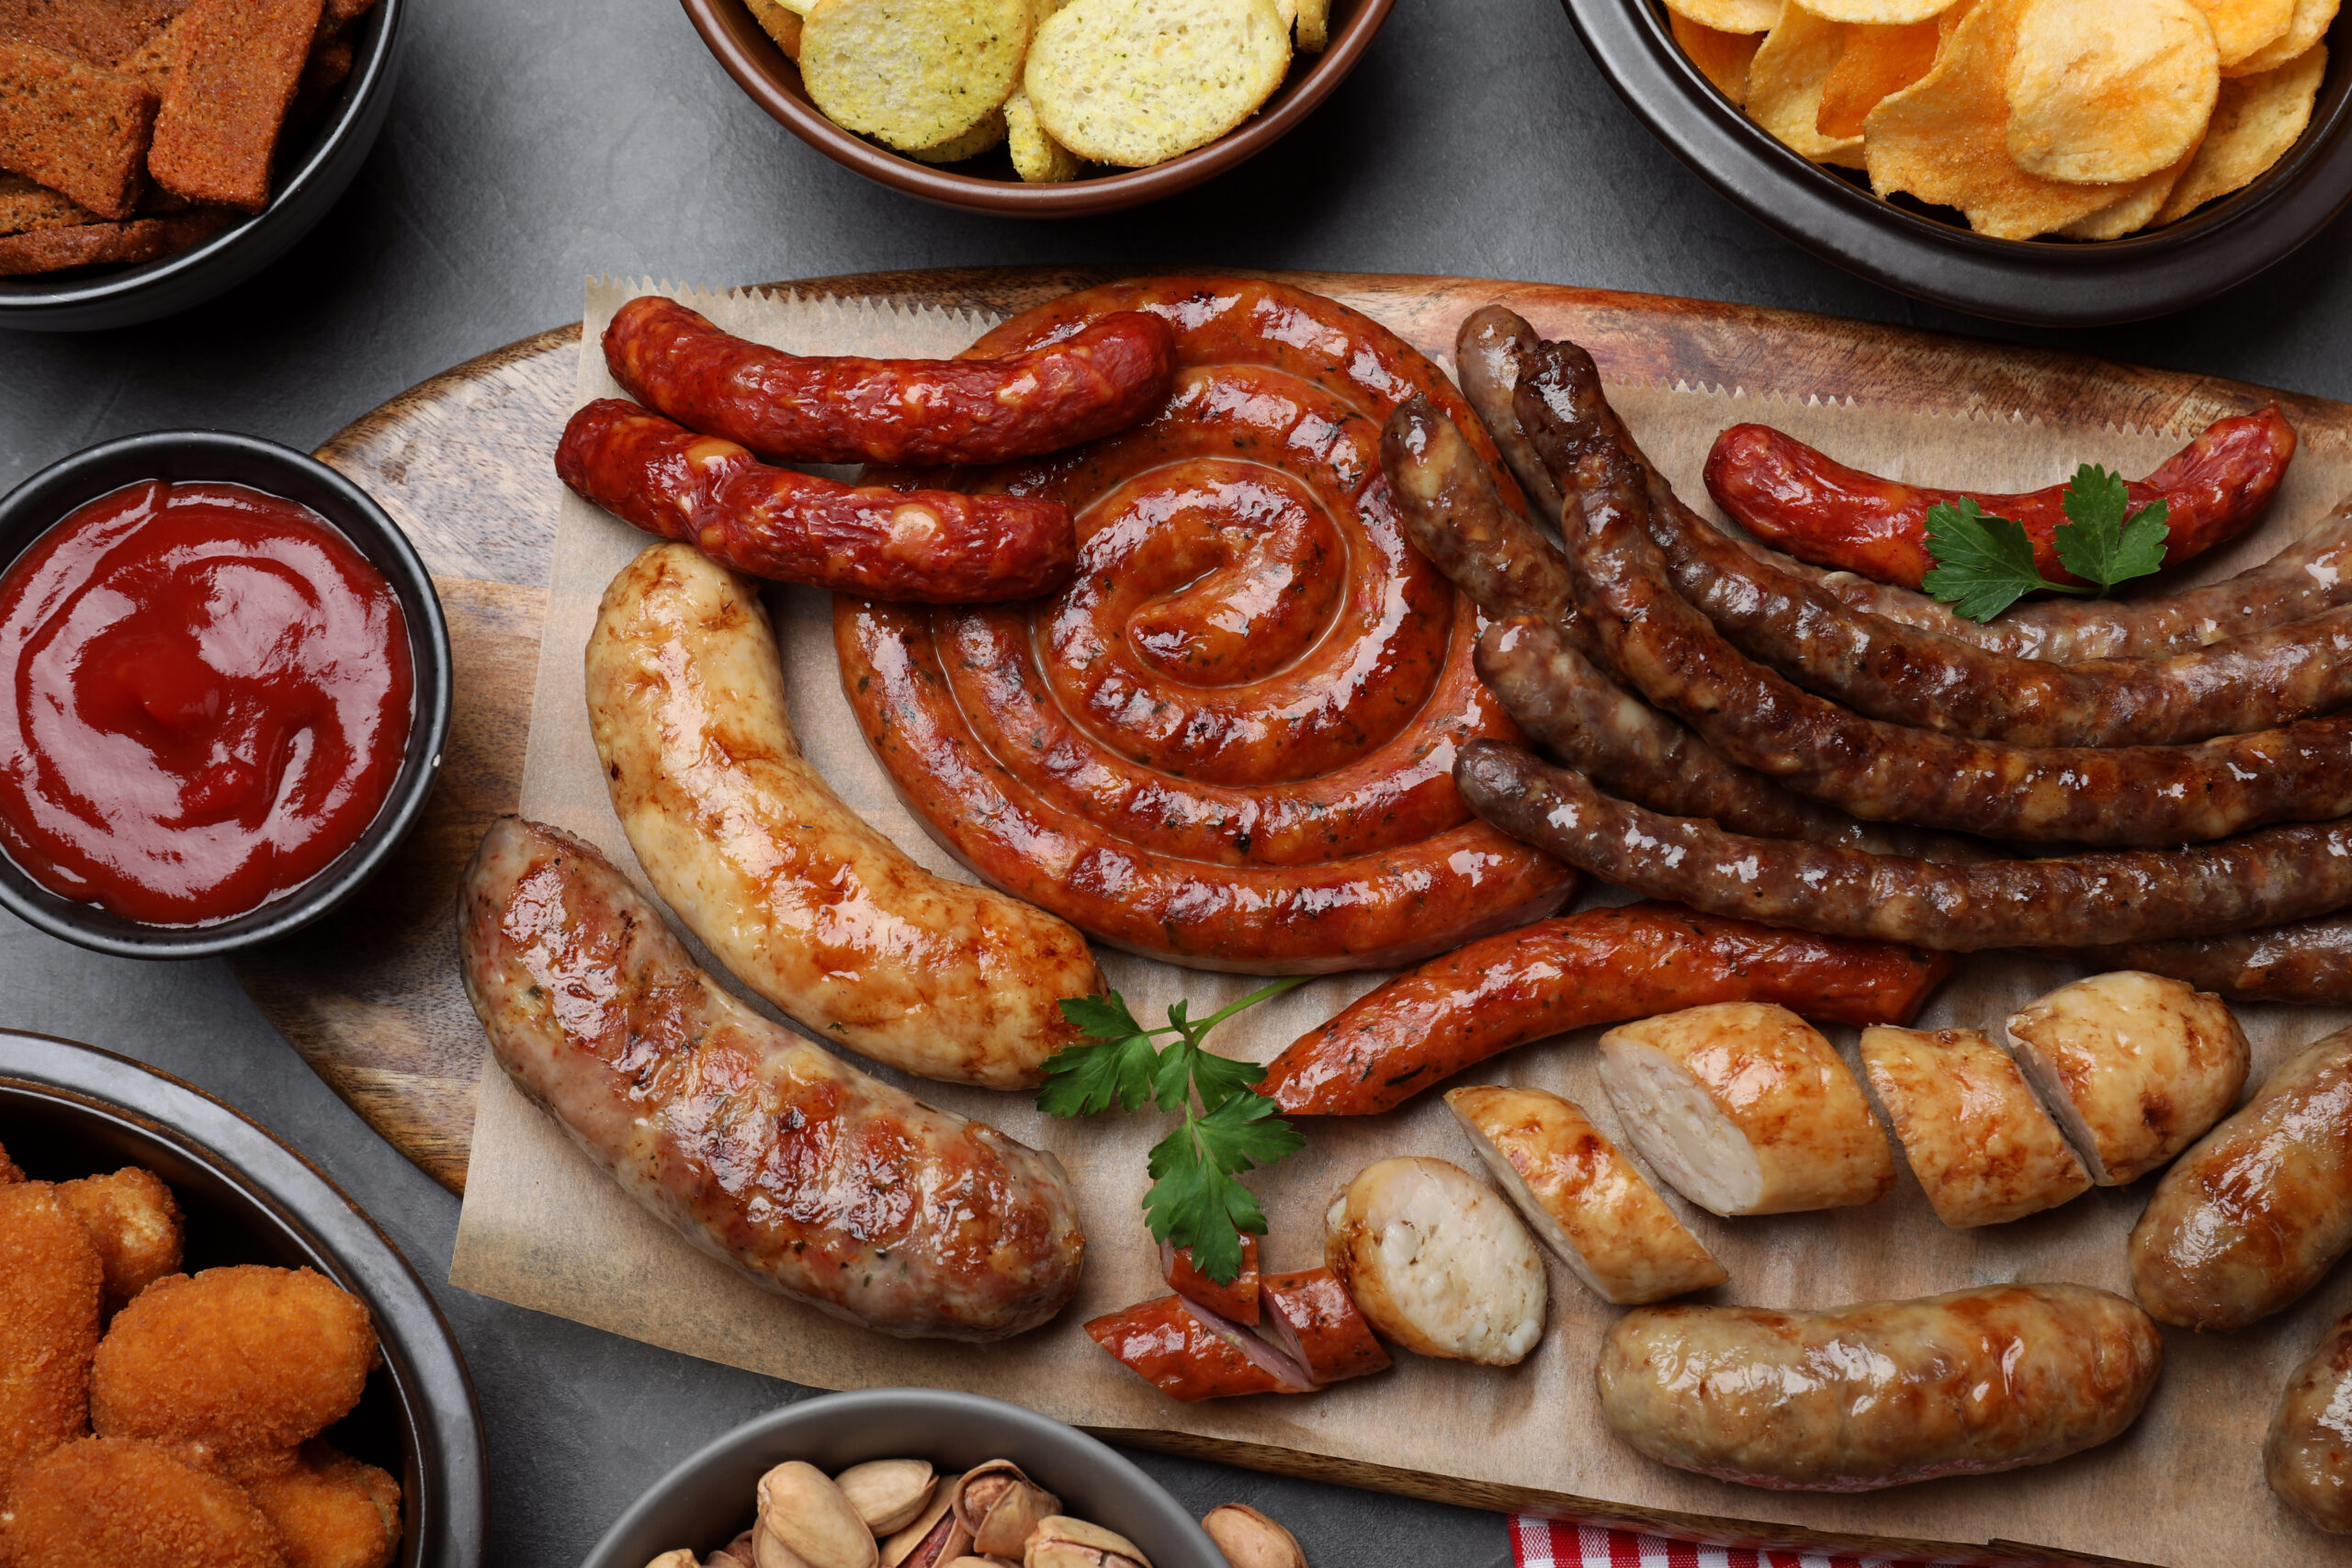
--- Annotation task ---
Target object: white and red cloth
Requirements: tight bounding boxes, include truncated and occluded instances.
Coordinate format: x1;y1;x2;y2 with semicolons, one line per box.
1510;1517;1936;1568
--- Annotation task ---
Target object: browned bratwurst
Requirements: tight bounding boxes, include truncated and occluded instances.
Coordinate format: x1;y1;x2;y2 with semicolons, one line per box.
1524;367;2352;848
602;294;1177;465
1454;739;2352;951
2063;913;2352;1004
2269;1314;2352;1534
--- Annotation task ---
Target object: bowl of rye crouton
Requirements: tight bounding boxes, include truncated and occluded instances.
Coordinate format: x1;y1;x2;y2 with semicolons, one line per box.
0;0;404;331
679;0;1396;214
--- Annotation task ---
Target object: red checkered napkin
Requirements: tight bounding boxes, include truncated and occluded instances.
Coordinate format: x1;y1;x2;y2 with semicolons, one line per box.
1510;1517;1934;1568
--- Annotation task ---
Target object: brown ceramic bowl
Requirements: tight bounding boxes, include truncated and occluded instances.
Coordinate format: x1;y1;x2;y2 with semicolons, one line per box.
678;0;1395;214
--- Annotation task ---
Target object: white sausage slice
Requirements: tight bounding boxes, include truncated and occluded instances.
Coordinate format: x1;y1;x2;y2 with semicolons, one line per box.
2003;971;2248;1186
1323;1156;1546;1365
1444;1085;1726;1304
1596;1002;1894;1217
1860;1026;2091;1229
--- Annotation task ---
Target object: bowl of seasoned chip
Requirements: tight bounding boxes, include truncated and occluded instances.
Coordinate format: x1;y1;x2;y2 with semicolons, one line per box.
679;0;1394;212
1558;0;2352;323
0;0;405;332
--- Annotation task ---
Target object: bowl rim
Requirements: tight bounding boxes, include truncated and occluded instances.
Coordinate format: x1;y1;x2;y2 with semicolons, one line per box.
0;0;406;313
0;1028;488;1568
676;0;1397;215
1558;0;2352;324
0;429;454;959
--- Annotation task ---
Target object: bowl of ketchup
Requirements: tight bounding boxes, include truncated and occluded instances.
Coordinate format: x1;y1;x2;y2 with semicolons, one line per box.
0;431;452;958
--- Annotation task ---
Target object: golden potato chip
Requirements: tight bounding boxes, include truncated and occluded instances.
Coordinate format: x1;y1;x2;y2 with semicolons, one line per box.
1816;18;1941;135
770;0;817;18
2054;136;2199;235
746;0;805;52
1665;0;1783;36
2004;0;2218;184
1672;13;1766;105
910;105;1008;162
2189;0;2294;65
2230;0;2335;73
1295;0;1327;48
2156;40;2325;219
1025;0;1291;166
801;0;1031;152
1747;6;1865;166
1866;0;2180;237
1797;0;1957;22
1005;88;1082;179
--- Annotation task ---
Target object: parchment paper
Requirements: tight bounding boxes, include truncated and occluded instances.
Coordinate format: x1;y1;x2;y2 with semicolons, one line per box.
450;276;2352;1566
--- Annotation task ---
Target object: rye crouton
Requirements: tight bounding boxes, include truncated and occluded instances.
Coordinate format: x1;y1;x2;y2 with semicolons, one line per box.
0;204;226;273
147;0;323;211
0;168;91;232
0;0;191;68
0;40;156;218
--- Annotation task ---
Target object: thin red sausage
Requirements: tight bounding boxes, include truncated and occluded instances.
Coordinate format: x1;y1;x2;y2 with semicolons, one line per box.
1162;1235;1259;1325
1258;1269;1391;1385
603;295;1176;466
1084;1295;1312;1402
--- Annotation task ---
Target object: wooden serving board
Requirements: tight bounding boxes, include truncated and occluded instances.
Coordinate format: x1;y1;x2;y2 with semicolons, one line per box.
228;266;2352;1564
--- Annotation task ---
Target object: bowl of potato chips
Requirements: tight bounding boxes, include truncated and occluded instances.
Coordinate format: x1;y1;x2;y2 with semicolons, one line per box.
1562;0;2352;322
679;0;1393;212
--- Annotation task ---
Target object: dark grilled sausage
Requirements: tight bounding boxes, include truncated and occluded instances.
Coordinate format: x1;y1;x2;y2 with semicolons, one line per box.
2059;913;2352;1004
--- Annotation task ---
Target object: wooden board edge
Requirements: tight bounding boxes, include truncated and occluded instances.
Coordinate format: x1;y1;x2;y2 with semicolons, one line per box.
318;321;583;474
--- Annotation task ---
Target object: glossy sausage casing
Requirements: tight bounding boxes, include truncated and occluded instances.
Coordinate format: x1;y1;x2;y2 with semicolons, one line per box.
1257;1269;1391;1384
2268;1313;2352;1534
1084;1294;1310;1401
1598;1284;2163;1491
458;816;1086;1340
603;294;1177;465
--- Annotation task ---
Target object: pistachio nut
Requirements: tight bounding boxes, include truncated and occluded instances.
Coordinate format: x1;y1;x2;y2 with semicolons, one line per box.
756;1526;813;1568
881;1477;972;1568
1200;1506;1306;1568
836;1459;938;1535
1021;1516;1152;1568
717;1530;762;1568
953;1461;1061;1559
759;1462;880;1568
643;1553;699;1568
941;1559;1020;1568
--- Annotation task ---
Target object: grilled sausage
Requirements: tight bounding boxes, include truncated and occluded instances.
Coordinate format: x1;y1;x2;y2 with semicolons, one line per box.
2268;1313;2352;1533
1453;739;2352;951
1161;1235;1258;1325
2062;912;2352;1004
586;543;1102;1089
1260;902;1951;1116
1325;1156;1547;1365
1256;1269;1392;1385
602;295;1176;465
1083;1294;1313;1401
2130;1026;2352;1331
458;816;1086;1341
1597;1284;2163;1491
555;400;1076;603
1859;1026;2091;1228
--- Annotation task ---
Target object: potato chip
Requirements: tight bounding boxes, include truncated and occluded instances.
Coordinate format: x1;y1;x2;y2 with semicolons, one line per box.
801;0;1031;152
1024;0;1291;166
1797;0;1956;23
2229;0;2335;73
2156;40;2325;219
1006;87;1082;179
1865;0;2178;237
1664;0;1782;36
2189;0;2294;65
2053;136;2199;235
910;105;1007;162
2004;0;2218;184
771;0;816;19
1295;0;1327;48
1672;13;1766;105
1816;18;1941;136
745;0;804;55
1747;6;1866;166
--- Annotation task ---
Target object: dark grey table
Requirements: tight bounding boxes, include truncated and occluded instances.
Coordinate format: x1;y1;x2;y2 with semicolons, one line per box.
6;0;2351;1562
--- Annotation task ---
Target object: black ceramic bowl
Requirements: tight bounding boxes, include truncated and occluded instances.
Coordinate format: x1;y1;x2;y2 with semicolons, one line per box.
0;430;452;959
580;1389;1226;1568
0;0;406;333
0;1030;485;1568
1558;0;2352;325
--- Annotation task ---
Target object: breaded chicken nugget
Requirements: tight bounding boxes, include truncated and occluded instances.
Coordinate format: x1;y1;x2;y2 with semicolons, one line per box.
0;1181;102;1498
0;1436;288;1568
91;1266;379;1463
58;1166;184;1309
236;1441;401;1568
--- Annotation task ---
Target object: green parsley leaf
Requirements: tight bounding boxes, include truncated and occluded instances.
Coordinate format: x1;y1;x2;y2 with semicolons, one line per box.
1141;1096;1302;1282
2053;463;2169;592
1919;498;2075;623
1036;993;1169;1118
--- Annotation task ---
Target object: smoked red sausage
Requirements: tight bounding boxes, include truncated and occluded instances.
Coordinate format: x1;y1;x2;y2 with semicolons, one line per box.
1257;1269;1390;1385
1084;1294;1313;1401
1162;1235;1259;1325
1260;902;1951;1116
603;295;1176;466
555;398;1075;603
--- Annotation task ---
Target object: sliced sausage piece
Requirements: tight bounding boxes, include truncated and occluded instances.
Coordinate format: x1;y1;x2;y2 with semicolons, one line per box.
2131;1026;2352;1331
1859;1026;2091;1229
1257;1269;1392;1385
1323;1156;1547;1366
1445;1085;1726;1304
1082;1294;1311;1402
1598;1284;2163;1491
2268;1312;2352;1534
1597;1003;1894;1217
2004;971;2249;1187
1160;1235;1258;1325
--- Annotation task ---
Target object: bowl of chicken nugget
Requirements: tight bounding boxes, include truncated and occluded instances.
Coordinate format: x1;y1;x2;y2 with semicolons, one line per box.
1559;0;2352;323
0;1029;485;1568
0;0;405;331
679;0;1394;213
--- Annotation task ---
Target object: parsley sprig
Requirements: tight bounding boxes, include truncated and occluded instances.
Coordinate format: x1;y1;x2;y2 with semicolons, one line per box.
1920;465;2170;623
1038;979;1308;1284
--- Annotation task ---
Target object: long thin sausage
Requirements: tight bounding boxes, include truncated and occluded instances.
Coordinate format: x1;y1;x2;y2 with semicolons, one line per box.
1261;902;1950;1115
556;399;1076;603
603;295;1176;465
2060;913;2352;1003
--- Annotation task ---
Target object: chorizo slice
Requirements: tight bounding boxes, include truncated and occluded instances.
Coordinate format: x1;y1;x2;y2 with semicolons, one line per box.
1082;1295;1312;1401
1256;1269;1391;1385
1859;1026;2090;1228
2268;1313;2352;1534
1324;1156;1546;1366
1160;1235;1258;1326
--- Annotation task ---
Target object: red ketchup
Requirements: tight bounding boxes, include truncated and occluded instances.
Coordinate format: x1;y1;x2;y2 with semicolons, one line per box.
0;479;413;926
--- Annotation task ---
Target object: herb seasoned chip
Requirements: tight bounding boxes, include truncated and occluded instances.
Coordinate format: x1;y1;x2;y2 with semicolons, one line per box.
1005;88;1080;180
2156;41;2324;220
1024;0;1290;168
800;0;1030;153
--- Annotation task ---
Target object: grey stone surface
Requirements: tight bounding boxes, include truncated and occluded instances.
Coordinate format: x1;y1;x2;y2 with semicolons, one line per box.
6;0;2348;1560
